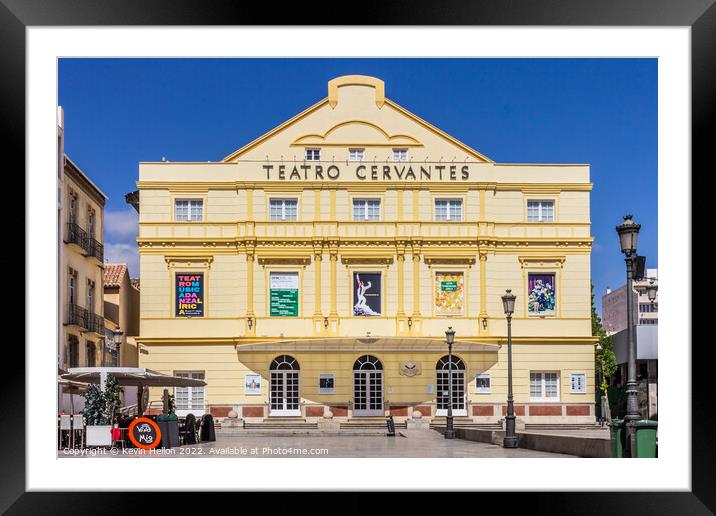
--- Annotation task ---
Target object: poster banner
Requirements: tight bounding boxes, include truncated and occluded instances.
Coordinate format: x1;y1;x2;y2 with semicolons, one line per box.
435;272;465;316
353;272;382;316
527;273;556;315
245;374;261;395
175;273;204;317
270;272;299;316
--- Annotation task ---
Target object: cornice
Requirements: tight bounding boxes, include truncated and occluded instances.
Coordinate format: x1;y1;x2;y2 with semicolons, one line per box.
136;180;593;192
137;237;593;253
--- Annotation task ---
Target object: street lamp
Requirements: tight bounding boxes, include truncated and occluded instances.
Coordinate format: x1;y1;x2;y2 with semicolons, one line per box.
104;329;123;367
646;279;658;304
444;327;456;439
596;342;605;426
501;289;518;448
615;214;641;452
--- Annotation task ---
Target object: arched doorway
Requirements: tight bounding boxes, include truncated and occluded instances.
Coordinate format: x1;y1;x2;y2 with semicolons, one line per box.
353;355;384;417
436;355;467;416
269;355;300;416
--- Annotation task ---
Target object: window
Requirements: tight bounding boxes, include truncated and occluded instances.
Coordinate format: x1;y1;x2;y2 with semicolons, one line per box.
68;336;79;368
305;148;321;161
86;342;96;368
352;199;381;221
570;373;587;394
87;209;95;239
639;318;658;325
348;148;365;161
269;199;298;221
109;346;119;367
174;372;205;415
530;371;560;401
69;270;77;306
175;199;203;222
435;199;463;221
87;281;95;313
527;200;555;222
68;191;77;224
475;373;491;393
393;148;408;161
639;303;656;313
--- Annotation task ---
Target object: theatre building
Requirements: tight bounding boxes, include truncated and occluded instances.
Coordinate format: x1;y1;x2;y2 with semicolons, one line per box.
135;75;596;426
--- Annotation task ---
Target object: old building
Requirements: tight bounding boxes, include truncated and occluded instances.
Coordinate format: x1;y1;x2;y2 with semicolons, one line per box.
103;263;141;406
135;75;596;425
58;107;107;413
602;268;658;335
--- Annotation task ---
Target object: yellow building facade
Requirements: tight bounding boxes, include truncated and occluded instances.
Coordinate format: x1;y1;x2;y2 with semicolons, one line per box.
136;75;596;425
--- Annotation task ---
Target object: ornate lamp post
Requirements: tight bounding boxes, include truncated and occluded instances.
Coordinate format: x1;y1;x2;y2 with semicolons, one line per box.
646;279;658;305
104;329;123;367
444;327;456;439
616;214;641;453
596;342;605;426
501;289;518;448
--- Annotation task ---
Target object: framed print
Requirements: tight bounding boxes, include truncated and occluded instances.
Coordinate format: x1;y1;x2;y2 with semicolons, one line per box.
527;273;556;316
319;374;335;394
434;271;465;316
269;271;299;317
16;0;706;506
175;272;204;317
244;374;261;395
352;272;382;316
475;373;491;394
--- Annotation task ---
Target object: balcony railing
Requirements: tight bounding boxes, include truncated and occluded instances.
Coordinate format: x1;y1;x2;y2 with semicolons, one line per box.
66;222;88;250
66;303;89;328
87;237;104;262
87;312;105;335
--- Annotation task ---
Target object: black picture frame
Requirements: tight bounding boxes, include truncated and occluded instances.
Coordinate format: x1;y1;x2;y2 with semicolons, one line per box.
6;0;708;512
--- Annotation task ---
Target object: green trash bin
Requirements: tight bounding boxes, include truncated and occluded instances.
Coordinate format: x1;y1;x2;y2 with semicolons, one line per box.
632;420;658;458
609;419;625;458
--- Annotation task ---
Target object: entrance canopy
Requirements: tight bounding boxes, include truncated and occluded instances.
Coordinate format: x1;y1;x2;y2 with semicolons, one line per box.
61;367;207;387
236;337;501;353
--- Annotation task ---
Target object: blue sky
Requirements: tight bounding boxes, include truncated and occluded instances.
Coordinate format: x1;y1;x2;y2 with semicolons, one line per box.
58;58;657;316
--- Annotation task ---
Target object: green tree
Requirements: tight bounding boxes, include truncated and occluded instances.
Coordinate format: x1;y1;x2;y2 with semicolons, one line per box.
592;283;618;419
81;374;121;425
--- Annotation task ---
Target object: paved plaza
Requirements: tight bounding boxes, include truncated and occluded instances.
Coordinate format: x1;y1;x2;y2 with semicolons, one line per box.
59;429;577;458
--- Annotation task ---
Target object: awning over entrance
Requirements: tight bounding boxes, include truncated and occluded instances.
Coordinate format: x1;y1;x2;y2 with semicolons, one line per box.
61;367;207;387
235;337;501;353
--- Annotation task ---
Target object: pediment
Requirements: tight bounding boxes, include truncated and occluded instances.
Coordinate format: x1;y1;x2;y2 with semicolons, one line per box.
223;75;493;163
291;120;422;148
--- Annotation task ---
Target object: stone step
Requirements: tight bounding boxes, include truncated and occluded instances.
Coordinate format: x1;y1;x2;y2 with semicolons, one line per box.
244;419;317;429
524;424;601;430
341;420;407;429
216;428;387;436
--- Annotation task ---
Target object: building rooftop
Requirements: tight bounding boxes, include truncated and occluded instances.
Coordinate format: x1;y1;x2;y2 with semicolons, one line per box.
103;263;128;288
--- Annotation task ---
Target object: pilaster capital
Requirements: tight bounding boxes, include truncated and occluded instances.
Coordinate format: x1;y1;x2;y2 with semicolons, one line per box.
410;239;423;257
244;239;256;260
311;239;324;259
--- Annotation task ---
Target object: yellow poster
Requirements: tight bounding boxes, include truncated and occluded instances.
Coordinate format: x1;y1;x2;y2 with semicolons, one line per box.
435;272;464;315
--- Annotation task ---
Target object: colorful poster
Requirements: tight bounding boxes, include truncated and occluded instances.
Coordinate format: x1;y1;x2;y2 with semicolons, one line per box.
353;272;382;316
175;273;204;317
434;272;465;315
528;273;556;315
270;272;299;316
